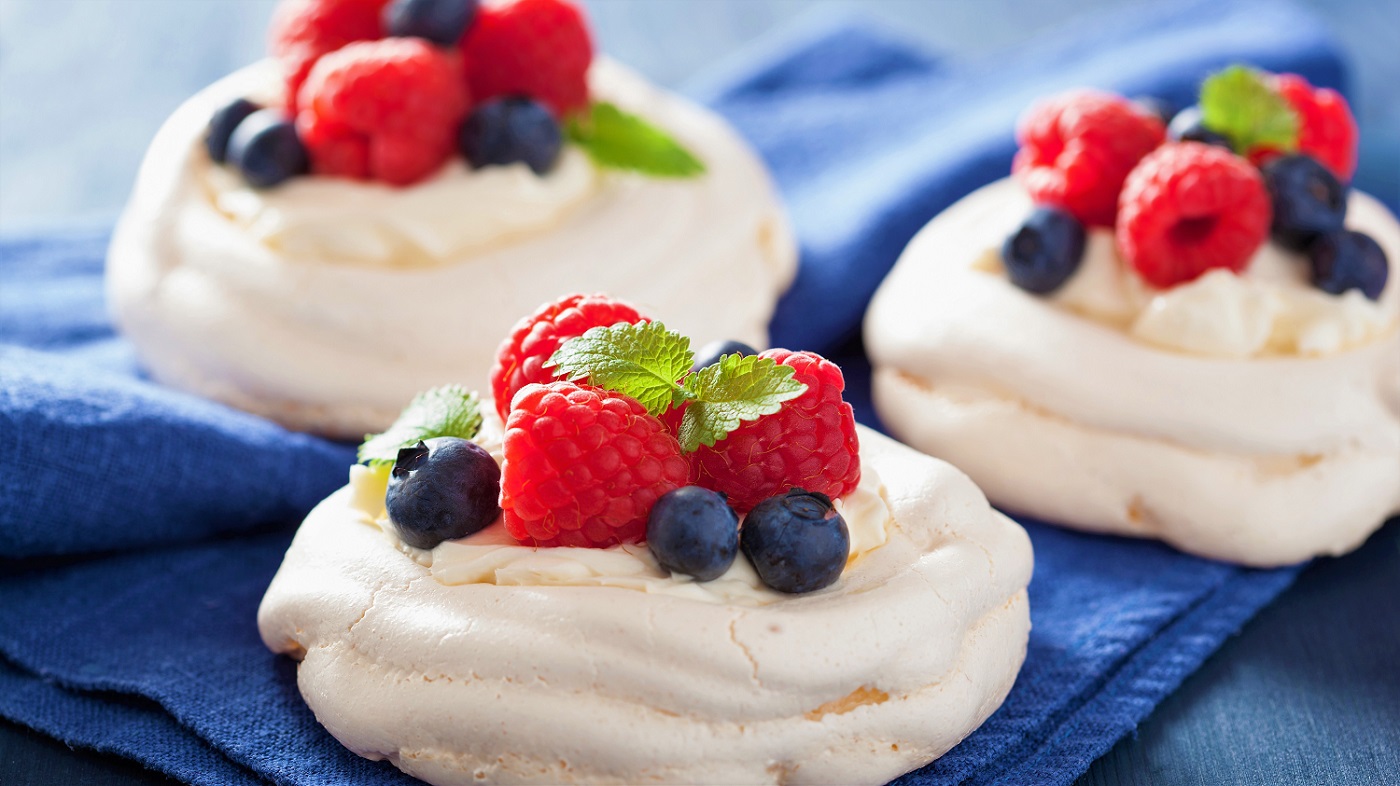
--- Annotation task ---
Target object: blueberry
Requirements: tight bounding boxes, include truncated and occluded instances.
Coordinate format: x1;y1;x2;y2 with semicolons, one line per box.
1309;230;1390;301
646;486;740;581
740;489;849;594
1167;106;1233;149
1132;95;1176;126
1263;154;1348;251
226;109;309;189
385;437;501;549
691;340;758;372
458;97;563;175
206;97;261;164
1001;206;1086;294
383;0;478;46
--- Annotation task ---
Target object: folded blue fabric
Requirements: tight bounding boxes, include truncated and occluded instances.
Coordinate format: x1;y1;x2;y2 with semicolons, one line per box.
0;1;1338;784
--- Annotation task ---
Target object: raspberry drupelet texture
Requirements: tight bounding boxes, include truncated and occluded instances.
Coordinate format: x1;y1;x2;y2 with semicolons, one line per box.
1117;142;1271;289
489;293;648;422
688;350;860;514
1271;73;1358;183
270;0;389;113
1013;90;1166;228
500;382;690;547
459;0;593;117
296;38;469;185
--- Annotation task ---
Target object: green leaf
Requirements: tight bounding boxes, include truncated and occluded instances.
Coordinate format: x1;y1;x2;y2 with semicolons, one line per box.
677;354;807;453
358;385;483;466
565;101;706;178
1199;65;1299;154
547;321;694;416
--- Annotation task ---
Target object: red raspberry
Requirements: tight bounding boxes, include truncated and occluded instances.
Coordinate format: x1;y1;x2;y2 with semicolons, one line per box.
459;0;593;117
1013;90;1166;228
296;38;470;186
268;0;388;113
1117;142;1271;289
489;294;648;423
1271;73;1358;182
687;350;860;515
500;382;690;547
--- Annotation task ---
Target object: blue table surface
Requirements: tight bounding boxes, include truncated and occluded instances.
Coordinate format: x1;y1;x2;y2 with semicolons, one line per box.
2;1;1398;785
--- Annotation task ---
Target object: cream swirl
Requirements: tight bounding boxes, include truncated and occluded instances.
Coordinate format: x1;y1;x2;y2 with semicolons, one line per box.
257;427;1033;785
866;178;1400;565
108;59;797;439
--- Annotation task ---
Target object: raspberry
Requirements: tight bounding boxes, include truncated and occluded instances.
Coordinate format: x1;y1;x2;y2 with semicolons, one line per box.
489;294;648;422
1271;74;1358;183
459;0;593;117
296;38;469;186
269;0;388;113
1117;142;1271;289
1013;90;1166;228
688;350;860;515
500;382;690;547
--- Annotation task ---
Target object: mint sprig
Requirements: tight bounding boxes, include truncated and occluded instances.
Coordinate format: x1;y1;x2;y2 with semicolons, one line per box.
565;101;706;178
358;385;483;466
546;321;806;452
676;353;808;452
1199;65;1299;155
548;320;694;416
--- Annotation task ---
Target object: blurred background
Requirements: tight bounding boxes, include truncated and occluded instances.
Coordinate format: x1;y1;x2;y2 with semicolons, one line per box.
0;0;1397;233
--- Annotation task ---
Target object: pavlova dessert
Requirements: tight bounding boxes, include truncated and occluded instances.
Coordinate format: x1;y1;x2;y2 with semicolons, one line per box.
108;0;795;438
867;66;1399;567
259;293;1033;786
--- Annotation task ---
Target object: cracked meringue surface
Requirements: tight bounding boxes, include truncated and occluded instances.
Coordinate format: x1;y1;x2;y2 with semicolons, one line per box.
866;178;1400;567
107;58;796;439
257;425;1033;786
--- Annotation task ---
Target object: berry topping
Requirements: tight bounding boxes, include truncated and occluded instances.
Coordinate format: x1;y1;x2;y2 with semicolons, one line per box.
383;0;478;46
1002;206;1086;294
1013;90;1166;228
690;340;757;373
687;350;860;514
500;382;690;547
459;0;593;118
1166;106;1232;149
1116;142;1271;288
459;96;563;175
296;37;469;186
206;98;262;164
226;109;310;189
489;293;648;423
1310;231;1389;301
1263;154;1348;252
646;486;740;581
1271;73;1358;183
740;489;849;594
269;0;389;112
386;437;500;549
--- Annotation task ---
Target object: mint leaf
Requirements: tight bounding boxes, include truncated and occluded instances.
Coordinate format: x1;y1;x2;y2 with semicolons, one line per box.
547;321;694;416
677;354;806;453
1199;65;1299;154
565;101;706;178
358;385;483;466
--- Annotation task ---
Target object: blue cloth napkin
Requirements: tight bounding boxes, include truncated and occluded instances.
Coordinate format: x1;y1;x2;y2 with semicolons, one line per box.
0;0;1342;783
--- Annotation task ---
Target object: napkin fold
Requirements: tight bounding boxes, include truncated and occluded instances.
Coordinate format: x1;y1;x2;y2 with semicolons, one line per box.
0;0;1342;784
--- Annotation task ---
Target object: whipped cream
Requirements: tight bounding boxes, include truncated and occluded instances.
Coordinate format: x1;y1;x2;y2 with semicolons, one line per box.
346;458;890;607
866;178;1400;566
981;181;1399;358
108;58;797;439
258;427;1033;785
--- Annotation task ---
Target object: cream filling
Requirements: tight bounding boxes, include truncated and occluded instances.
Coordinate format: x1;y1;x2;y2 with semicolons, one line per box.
977;180;1399;358
107;58;797;438
347;460;890;607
